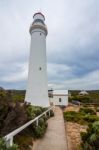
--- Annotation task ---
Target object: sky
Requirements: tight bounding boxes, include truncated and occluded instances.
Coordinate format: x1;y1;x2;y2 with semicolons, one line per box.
0;0;99;90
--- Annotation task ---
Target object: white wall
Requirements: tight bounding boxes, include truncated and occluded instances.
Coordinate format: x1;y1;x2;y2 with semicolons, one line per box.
50;95;68;106
25;16;49;107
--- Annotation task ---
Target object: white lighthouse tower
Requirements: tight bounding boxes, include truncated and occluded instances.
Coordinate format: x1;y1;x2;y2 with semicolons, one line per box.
25;12;49;107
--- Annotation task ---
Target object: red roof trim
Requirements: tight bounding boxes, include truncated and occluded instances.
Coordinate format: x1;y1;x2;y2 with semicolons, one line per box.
33;12;45;20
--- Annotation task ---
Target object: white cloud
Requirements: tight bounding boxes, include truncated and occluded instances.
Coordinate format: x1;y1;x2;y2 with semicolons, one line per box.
0;63;28;82
49;70;99;90
47;63;71;78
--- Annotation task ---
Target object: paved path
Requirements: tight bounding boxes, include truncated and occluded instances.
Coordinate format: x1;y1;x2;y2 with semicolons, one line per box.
33;107;67;150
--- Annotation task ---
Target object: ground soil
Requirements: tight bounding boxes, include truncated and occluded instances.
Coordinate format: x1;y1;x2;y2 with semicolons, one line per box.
65;122;87;150
64;105;87;150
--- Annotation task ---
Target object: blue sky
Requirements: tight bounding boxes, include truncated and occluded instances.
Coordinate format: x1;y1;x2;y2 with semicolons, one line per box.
0;0;99;90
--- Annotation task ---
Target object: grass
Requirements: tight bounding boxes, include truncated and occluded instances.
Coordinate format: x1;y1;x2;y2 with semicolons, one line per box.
64;107;99;125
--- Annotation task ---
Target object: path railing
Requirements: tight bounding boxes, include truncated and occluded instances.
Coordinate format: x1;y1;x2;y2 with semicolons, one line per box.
3;106;55;147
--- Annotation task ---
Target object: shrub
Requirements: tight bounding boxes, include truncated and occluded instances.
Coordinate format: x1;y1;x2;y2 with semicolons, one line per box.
32;107;43;116
95;107;99;112
79;107;96;115
70;95;92;103
14;135;33;150
38;118;45;127
0;138;19;150
64;111;83;123
50;110;54;117
64;109;99;124
7;144;19;150
80;132;88;143
33;125;47;138
42;115;48;121
26;105;47;120
26;105;36;119
32;117;48;139
46;110;54;118
83;115;99;123
81;121;99;150
0;138;6;150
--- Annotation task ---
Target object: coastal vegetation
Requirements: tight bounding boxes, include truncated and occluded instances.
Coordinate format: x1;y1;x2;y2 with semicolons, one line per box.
67;91;99;149
69;90;99;104
64;107;99;124
81;121;99;150
0;87;54;149
64;105;99;149
0;138;19;150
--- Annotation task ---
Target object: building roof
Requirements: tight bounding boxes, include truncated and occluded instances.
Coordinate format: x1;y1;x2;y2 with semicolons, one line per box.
33;12;45;20
53;90;68;95
79;90;88;95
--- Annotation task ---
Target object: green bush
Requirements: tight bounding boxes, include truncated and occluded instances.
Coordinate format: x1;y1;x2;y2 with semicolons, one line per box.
64;111;77;121
42;115;48;121
26;105;45;120
0;105;8;115
64;108;99;124
95;107;99;112
32;107;43;116
46;110;54;118
83;115;99;123
80;132;88;143
32;117;48;139
50;110;54;117
70;95;92;103
79;107;96;115
38;118;45;127
0;138;6;150
14;135;33;150
64;111;84;123
81;121;99;150
33;125;47;138
64;111;85;124
26;105;36;119
7;144;19;150
0;138;19;150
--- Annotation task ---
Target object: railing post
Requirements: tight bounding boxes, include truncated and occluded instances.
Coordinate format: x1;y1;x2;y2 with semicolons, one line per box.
53;105;55;113
6;137;13;147
36;118;39;126
49;110;50;117
45;112;46;117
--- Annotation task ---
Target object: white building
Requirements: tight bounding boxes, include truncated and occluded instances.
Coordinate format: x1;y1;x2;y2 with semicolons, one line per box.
49;90;68;106
79;90;89;95
25;12;49;107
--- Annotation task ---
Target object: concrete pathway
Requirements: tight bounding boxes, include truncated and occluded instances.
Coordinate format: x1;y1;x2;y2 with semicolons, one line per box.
33;107;67;150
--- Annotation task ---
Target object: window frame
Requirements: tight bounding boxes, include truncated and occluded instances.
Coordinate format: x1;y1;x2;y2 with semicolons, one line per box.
59;98;62;102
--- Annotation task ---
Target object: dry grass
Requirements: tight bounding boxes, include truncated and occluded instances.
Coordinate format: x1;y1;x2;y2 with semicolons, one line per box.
64;105;80;112
66;122;87;150
64;105;87;150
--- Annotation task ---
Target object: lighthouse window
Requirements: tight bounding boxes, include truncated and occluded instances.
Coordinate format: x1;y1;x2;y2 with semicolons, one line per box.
40;33;42;35
59;98;62;102
39;67;42;70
